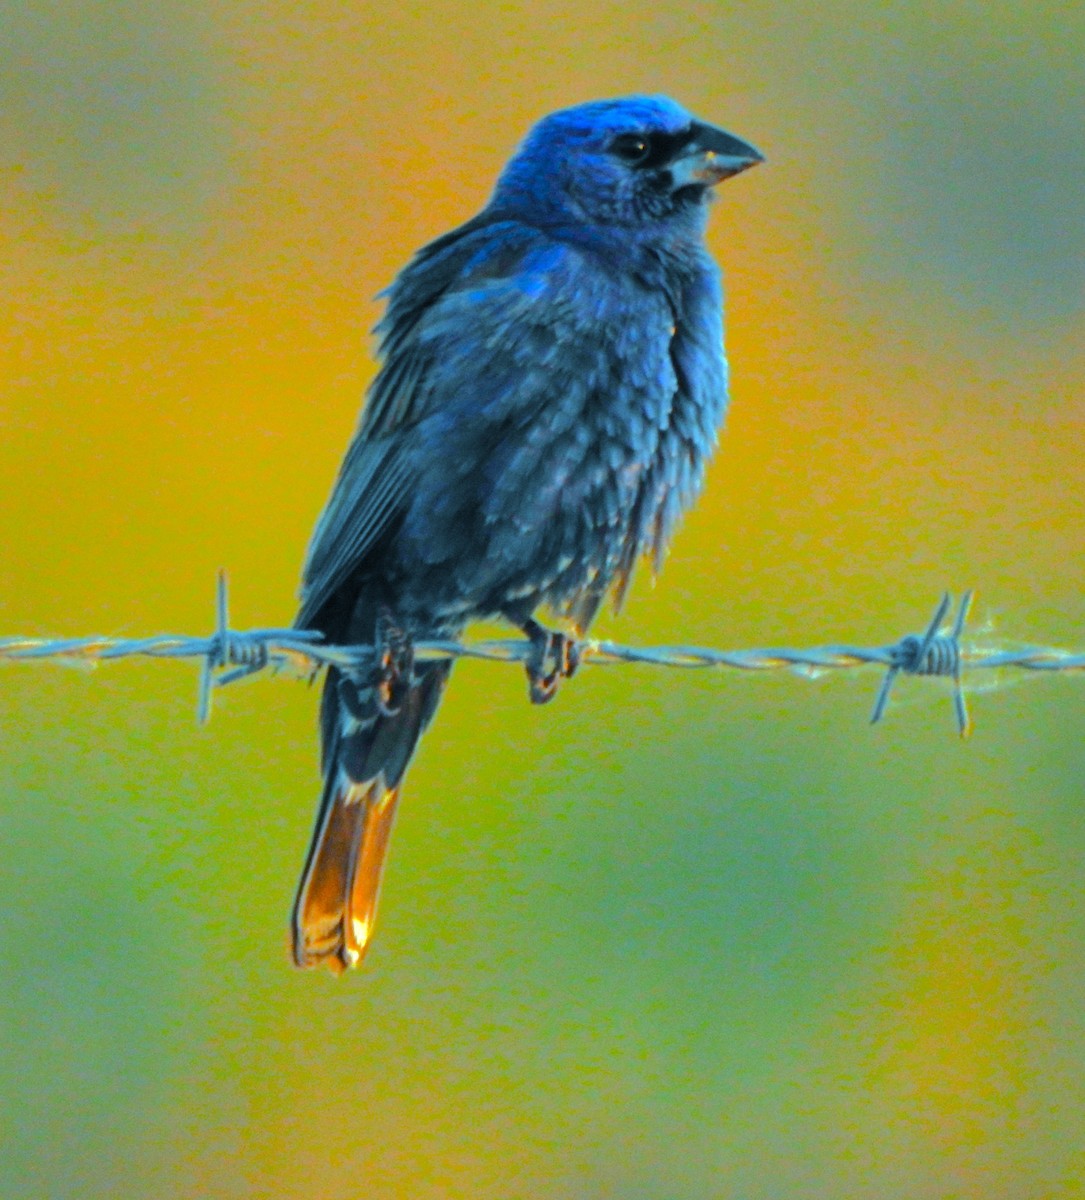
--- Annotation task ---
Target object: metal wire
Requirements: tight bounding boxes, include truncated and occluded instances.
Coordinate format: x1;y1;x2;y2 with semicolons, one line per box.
0;573;1082;735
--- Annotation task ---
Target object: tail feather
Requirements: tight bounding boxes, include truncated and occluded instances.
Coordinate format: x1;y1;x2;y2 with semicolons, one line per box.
291;661;449;972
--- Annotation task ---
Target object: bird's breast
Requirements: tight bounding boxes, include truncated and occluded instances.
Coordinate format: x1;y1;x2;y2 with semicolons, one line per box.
393;254;727;624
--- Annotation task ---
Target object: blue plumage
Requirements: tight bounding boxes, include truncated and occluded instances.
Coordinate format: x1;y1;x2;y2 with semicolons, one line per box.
291;95;762;971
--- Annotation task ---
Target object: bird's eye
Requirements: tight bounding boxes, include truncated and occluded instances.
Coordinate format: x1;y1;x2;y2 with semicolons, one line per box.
610;134;651;165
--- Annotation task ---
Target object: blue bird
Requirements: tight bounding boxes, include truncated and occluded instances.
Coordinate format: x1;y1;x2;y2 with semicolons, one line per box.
291;95;762;972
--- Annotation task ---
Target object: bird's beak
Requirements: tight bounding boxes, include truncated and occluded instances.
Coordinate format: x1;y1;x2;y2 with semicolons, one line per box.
671;122;764;188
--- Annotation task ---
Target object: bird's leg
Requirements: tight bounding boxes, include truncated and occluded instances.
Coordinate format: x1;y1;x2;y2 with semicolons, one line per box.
373;609;414;717
516;617;581;705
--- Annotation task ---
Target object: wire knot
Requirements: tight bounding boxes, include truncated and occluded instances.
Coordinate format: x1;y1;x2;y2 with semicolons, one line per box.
871;591;974;736
890;631;962;678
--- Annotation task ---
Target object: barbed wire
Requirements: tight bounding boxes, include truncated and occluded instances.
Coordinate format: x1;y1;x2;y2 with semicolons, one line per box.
0;573;1082;736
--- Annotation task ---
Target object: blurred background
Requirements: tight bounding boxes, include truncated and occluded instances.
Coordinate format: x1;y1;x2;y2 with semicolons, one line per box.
1;2;1082;1196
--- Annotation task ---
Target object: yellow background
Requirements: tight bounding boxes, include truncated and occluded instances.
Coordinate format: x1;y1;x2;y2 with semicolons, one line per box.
1;3;1083;1196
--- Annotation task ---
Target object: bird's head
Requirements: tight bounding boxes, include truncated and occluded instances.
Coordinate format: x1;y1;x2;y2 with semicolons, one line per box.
491;95;763;235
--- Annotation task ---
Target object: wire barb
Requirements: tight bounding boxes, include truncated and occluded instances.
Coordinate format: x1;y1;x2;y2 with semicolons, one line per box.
0;577;1082;736
197;571;274;723
870;591;974;736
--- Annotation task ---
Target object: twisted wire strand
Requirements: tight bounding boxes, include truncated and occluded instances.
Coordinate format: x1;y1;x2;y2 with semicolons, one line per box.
1;574;1082;735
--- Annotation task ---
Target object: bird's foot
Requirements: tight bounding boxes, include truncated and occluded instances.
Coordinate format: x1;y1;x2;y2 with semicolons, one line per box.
520;618;580;705
374;610;414;717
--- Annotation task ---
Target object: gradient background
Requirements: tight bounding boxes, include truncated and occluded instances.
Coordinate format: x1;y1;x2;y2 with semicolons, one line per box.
1;3;1083;1197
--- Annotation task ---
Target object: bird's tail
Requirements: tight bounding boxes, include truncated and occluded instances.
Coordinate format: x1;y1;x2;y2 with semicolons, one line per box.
290;659;450;973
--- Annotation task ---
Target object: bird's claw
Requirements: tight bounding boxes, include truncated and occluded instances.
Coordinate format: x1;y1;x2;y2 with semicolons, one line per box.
374;610;414;717
523;621;580;705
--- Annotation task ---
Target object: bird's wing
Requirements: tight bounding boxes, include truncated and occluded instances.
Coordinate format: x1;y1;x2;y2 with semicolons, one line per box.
296;218;595;630
295;429;411;631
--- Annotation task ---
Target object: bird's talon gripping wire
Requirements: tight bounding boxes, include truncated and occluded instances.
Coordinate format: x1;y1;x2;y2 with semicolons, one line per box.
521;619;579;705
374;610;414;717
562;636;582;680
